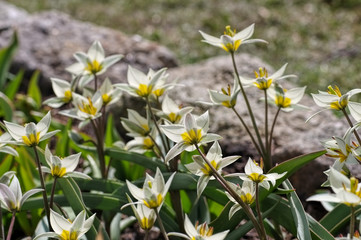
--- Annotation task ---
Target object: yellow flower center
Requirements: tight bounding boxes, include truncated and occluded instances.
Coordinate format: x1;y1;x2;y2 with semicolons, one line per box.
64;90;72;102
275;95;291;108
168;112;181;123
200;160;218;175
51;165;67;178
140;217;153;230
102;93;111;105
181;129;202;145
254;79;272;90
85;60;103;74
22;132;40;147
221;40;241;52
198;223;213;237
60;230;78;240
143;137;154;149
153;88;165;97
248;173;266;183
78;98;97;116
330;96;348;110
241;192;255;204
143;194;163;209
136;84;153;97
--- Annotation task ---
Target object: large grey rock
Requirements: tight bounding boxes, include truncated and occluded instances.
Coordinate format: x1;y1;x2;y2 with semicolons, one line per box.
167;54;348;201
0;1;177;94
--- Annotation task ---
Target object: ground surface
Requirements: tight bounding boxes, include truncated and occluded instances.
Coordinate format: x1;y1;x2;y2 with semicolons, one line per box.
6;0;361;94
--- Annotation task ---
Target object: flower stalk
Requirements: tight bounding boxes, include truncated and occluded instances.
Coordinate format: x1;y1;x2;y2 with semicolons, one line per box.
6;211;16;240
194;144;265;239
255;182;267;238
154;208;169;240
49;176;58;210
350;205;355;238
342;108;361;146
230;52;267;167
33;146;51;227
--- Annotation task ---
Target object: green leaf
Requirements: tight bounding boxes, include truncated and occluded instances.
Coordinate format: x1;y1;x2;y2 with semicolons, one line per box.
320;203;361;235
106;148;167;172
263;150;326;199
283;179;312;240
5;69;23;100
0;92;14;121
58;178;110;240
55;119;72;156
27;70;42;108
307;214;335;240
0;32;18;88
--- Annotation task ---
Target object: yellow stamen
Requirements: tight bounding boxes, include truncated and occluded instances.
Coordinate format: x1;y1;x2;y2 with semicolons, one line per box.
102;93;111;105
60;230;78;240
51;166;67;178
85;60;103;74
64;90;72;102
140;217;153;230
248;173;266;183
241;192;255;204
275;95;291;108
168;112;181;123
136;84;153;97
143;137;154;149
78;98;97;116
200;160;218;175
327;85;342;97
22;132;40;146
143;194;163;209
181;129;202;145
153;88;165;97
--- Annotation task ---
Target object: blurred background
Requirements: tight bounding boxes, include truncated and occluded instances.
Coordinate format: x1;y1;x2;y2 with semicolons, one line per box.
6;0;361;93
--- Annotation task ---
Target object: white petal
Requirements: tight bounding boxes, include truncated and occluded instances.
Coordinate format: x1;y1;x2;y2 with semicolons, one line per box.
4;121;25;140
126;180;144;201
20;188;43;209
50;209;72;234
234;23;255;40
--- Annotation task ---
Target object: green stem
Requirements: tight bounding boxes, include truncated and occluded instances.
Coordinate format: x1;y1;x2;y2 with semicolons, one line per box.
145;97;170;153
0;205;4;240
232;107;263;158
90;119;106;178
267;107;281;171
154;208;169;240
342;109;361;146
144;229;149;240
194;144;265;240
33;146;51;229
169;191;185;233
255;182;267;238
94;73;98;91
148;133;166;163
49;177;58;210
6;211;16;240
230;53;267;160
264;90;269;161
350;206;355;239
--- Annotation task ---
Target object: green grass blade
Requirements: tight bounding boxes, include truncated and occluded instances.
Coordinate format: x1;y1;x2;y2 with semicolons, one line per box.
27;70;42;108
0;92;14;121
283;179;312;240
307;214;335;240
5;69;24;100
320;203;361;235
106;147;167;172
0;32;18;88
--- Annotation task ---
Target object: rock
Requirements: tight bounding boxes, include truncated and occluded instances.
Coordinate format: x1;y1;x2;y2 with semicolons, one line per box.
0;1;177;94
166;53;348;201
